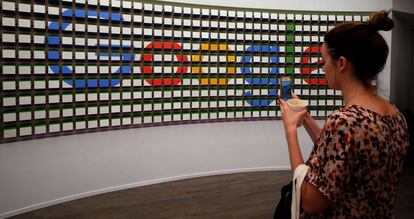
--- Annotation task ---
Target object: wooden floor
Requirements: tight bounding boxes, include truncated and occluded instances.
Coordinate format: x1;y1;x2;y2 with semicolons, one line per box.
9;171;291;219
8;163;414;219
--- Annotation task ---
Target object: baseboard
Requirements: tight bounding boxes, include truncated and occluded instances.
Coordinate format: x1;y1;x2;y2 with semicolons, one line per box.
0;166;290;219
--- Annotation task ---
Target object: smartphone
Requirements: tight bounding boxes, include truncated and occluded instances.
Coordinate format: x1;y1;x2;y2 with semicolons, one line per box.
280;76;292;100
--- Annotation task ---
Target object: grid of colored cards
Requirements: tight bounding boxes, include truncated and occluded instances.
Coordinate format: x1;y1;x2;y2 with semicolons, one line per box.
0;0;373;142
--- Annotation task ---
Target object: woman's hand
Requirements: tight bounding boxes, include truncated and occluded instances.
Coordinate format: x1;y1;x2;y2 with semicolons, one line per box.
279;94;307;133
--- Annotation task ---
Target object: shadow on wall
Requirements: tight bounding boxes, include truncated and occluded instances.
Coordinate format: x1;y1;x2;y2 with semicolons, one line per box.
402;110;414;167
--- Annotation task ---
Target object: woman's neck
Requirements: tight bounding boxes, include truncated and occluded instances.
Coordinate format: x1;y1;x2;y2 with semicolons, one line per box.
341;80;376;107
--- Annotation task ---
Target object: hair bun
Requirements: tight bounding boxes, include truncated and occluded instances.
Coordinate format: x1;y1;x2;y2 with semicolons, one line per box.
368;10;394;31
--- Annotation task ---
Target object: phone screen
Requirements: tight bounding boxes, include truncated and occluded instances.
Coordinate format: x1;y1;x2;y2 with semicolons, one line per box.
281;77;292;100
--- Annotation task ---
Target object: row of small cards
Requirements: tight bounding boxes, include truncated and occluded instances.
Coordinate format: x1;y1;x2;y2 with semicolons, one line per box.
3;106;339;138
2;1;369;22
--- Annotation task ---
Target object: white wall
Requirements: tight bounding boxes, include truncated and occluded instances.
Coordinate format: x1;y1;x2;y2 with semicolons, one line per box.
393;0;414;15
162;0;391;11
0;0;393;218
390;0;414;111
411;33;414;112
390;12;410;110
0;121;316;218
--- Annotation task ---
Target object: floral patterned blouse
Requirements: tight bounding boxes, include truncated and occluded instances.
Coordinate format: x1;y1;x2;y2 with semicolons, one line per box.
302;105;409;219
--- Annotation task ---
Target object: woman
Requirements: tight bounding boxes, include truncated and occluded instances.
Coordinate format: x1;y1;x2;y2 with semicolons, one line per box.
279;11;410;218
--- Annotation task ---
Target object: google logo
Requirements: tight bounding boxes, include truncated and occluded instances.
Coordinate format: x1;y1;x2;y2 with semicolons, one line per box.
47;9;324;107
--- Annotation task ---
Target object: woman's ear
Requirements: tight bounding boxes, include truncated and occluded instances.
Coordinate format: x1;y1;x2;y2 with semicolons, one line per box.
337;56;348;72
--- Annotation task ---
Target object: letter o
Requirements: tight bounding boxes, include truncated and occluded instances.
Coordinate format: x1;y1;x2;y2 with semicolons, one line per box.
141;42;188;86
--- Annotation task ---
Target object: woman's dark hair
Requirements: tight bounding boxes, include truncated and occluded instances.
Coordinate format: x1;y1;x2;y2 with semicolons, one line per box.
324;11;394;85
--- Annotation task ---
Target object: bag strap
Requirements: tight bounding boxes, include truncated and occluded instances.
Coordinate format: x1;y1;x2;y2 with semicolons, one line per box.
291;164;309;219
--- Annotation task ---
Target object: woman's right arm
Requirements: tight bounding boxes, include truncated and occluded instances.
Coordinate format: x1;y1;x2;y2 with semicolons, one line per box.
302;113;321;144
